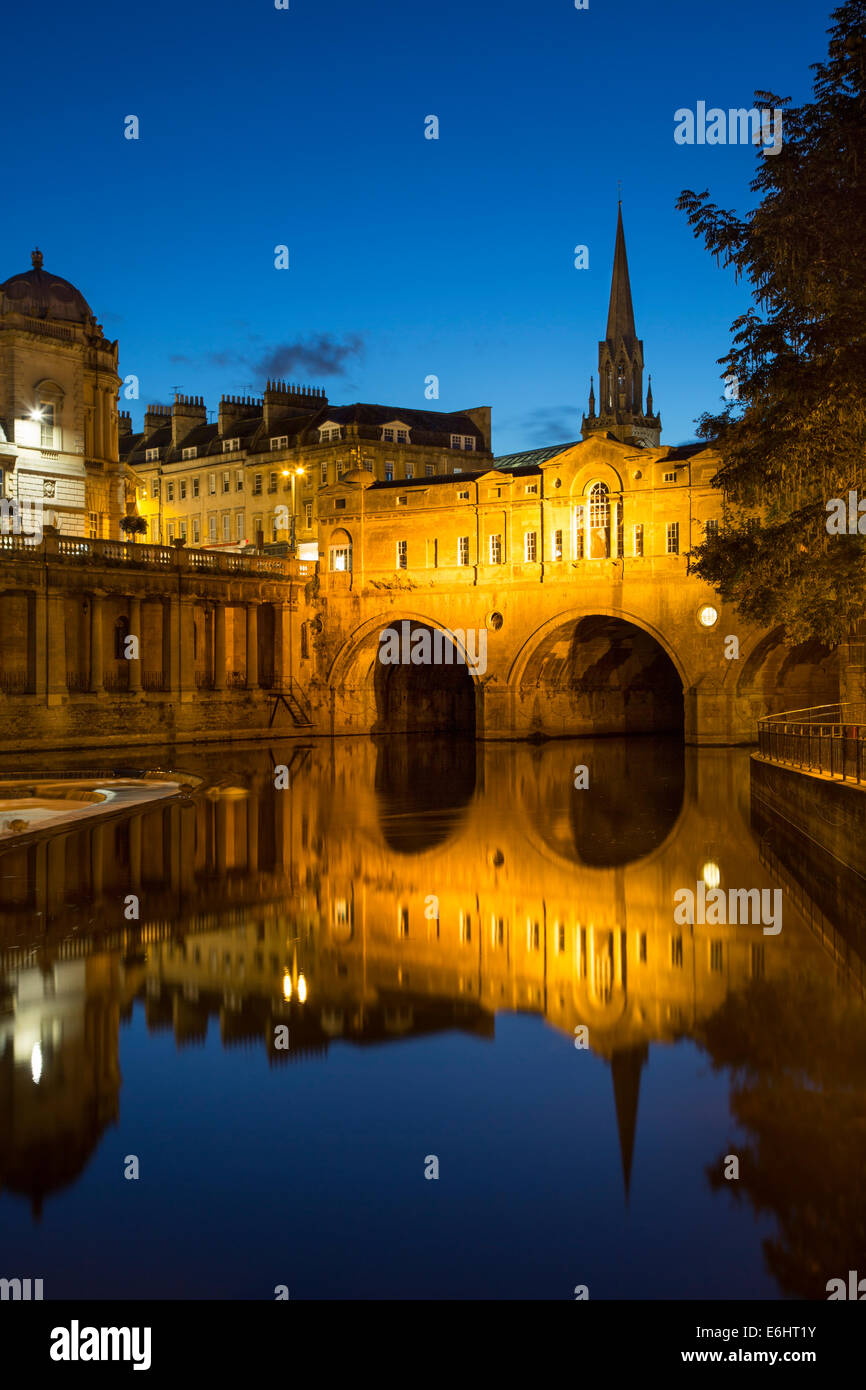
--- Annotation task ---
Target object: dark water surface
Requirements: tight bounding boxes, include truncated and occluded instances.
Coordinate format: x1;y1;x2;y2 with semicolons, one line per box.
1;736;864;1300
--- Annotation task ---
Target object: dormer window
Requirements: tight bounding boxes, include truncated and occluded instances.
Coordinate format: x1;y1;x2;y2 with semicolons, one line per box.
451;434;462;449
271;436;289;449
462;436;475;451
222;437;240;453
182;446;197;460
146;447;159;462
381;420;410;445
319;423;342;443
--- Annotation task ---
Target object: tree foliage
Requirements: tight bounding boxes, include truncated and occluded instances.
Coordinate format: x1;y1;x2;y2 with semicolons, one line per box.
677;1;866;643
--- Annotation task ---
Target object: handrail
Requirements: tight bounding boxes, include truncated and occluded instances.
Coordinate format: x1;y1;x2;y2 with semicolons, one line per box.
757;708;866;784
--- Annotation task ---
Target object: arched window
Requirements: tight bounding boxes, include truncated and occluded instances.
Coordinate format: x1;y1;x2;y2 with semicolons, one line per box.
328;528;353;572
587;482;611;558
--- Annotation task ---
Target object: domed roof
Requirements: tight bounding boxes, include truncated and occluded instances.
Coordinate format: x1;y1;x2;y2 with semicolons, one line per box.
0;248;93;324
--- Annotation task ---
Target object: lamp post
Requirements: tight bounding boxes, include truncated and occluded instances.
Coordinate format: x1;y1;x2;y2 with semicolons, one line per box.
281;466;305;552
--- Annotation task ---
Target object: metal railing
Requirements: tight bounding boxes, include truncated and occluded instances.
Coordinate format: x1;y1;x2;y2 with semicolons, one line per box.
758;703;866;783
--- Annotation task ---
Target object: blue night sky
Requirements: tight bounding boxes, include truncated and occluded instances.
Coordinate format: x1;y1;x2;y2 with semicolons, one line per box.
1;0;831;454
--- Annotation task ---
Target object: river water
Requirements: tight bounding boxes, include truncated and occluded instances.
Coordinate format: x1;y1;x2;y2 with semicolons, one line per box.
0;735;863;1299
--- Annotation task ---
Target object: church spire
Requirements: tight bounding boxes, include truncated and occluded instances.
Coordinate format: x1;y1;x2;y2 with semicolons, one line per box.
580;204;661;447
605;202;636;349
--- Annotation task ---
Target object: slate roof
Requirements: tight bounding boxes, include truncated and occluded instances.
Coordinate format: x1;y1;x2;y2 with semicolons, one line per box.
494;443;580;470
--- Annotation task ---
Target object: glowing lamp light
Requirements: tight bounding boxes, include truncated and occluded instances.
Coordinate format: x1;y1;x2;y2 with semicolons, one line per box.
702;861;721;889
297;974;307;1004
29;407;45;422
31;1041;43;1084
282;973;292;1001
698;605;719;628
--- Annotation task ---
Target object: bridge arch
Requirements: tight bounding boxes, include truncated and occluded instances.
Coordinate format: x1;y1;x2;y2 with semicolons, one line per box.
507;606;689;739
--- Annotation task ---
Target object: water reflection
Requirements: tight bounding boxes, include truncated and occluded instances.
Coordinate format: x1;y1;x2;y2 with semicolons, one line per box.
0;736;863;1296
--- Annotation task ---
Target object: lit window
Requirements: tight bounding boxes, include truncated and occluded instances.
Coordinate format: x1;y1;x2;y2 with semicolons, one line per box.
167;522;175;542
88;512;98;538
222;437;240;453
489;534;502;564
666;521;680;554
182;446;196;460
634;522;644;556
525;482;537;494
330;544;352;571
271;436;289;449
304;502;313;527
208;473;216;494
39;403;56;448
396;539;407;569
458;536;469;565
553;528;563;559
384;463;394;481
524;531;537;562
146;447;159;462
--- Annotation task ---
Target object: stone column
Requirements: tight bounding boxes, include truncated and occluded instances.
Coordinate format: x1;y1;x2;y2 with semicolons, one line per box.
128;596;142;692
89;594;104;693
213;604;227;691
246;603;259;688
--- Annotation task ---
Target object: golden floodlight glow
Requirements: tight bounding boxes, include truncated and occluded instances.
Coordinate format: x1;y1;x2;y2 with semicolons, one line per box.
702;861;721;889
698;604;719;628
282;972;292;1001
297;974;307;1003
29;407;44;421
31;1041;43;1084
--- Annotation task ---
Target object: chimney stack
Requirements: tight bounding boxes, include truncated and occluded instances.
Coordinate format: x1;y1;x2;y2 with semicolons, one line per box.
172;393;207;448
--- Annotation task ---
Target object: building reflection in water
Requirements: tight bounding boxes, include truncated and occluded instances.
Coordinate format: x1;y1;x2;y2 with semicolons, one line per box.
0;735;864;1294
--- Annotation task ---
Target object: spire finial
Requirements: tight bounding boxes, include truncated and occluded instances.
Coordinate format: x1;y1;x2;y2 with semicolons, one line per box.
617;180;622;205
31;247;43;270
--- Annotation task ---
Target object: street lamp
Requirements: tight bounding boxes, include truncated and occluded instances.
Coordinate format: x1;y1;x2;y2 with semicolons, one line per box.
281;467;305;551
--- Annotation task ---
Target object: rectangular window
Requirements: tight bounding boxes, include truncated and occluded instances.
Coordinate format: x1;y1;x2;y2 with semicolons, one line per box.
383;428;394;443
192;518;200;543
663;470;676;483
671;936;683;968
320;461;328;485
236;513;244;540
553;528;563;559
489;534;502;564
222;471;230;493
253;474;262;495
38;403;55;448
222;514;230;541
268;472;277;491
222;437;239;453
330;545;351;572
180;479;187;500
427;538;438;568
180;521;187;541
458;488;469;500
336;460;344;478
396;495;407;507
362;457;373;472
167;522;175;542
166;482;174;502
705;518;719;539
450;434;461;449
208;473;216;495
208;516;217;541
396;539;407;569
304;502;313;527
617;514;624;557
236;471;243;492
182;446;196;460
524;531;537;562
146;447;159;462
192;477;200;498
88;512;98;538
634;522;644;556
458;536;470;566
666;521;680;554
152;477;160;498
525;483;538;495
271;436;288;449
253;514;263;537
384;463;394;481
463;436;474;451
397;429;408;444
404;464;414;479
425;463;435;476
